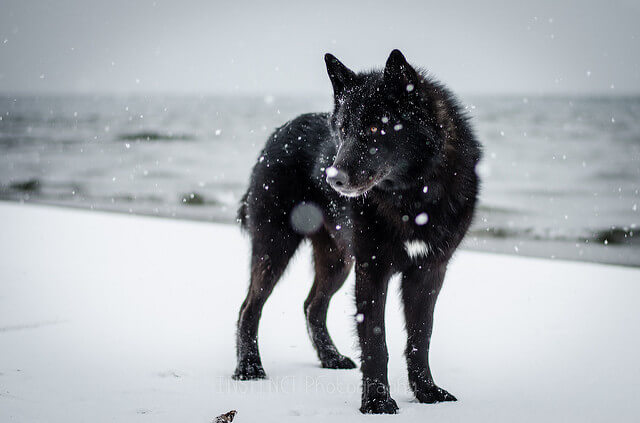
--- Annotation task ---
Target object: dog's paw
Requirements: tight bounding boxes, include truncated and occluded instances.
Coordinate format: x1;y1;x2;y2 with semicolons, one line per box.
360;380;399;414
321;354;357;369
360;396;399;414
414;385;457;404
232;362;266;380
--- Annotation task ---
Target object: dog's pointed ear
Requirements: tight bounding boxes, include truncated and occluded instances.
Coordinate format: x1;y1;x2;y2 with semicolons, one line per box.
325;53;355;95
384;49;418;94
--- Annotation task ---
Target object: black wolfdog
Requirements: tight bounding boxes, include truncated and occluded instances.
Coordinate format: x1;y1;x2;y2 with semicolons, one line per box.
234;50;481;414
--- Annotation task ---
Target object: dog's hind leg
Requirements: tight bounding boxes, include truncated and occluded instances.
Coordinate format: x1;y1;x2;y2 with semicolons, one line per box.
233;229;302;380
304;229;355;369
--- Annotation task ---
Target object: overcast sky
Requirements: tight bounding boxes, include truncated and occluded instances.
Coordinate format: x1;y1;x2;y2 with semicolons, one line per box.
1;0;639;95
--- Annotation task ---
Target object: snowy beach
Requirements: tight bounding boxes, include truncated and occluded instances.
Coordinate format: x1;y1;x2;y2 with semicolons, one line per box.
1;201;639;422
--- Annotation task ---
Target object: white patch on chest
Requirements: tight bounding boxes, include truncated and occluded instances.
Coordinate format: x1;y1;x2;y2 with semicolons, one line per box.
404;239;430;260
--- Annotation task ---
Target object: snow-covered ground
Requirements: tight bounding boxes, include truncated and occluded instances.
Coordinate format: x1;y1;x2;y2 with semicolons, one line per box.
1;202;639;422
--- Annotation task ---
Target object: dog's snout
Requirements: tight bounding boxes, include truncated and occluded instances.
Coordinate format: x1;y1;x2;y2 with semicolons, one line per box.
326;166;349;189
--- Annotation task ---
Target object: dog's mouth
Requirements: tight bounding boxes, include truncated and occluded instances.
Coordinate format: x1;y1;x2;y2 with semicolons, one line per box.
332;186;370;197
330;170;390;197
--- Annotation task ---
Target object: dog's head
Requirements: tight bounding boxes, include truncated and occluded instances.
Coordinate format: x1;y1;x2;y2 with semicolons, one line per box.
324;50;443;196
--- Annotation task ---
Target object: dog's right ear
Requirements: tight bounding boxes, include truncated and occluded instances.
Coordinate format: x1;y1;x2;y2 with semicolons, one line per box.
325;53;355;95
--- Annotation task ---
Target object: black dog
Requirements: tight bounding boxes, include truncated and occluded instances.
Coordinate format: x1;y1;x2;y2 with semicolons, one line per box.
233;49;481;414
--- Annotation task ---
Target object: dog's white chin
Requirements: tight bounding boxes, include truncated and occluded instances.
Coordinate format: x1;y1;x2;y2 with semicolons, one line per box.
336;190;365;198
332;179;384;197
332;186;372;197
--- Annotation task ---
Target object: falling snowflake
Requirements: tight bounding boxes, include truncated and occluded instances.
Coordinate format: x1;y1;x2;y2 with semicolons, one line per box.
415;212;429;225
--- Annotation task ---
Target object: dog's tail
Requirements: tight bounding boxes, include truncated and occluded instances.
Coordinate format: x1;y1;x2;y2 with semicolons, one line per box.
236;191;249;230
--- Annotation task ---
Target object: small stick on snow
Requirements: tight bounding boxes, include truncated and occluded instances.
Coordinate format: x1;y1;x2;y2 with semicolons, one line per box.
214;410;237;423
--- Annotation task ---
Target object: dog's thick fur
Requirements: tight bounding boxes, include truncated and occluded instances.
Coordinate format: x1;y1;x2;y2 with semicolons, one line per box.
233;50;481;414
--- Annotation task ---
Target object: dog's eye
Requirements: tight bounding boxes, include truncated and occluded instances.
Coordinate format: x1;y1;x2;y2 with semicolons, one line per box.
370;126;378;133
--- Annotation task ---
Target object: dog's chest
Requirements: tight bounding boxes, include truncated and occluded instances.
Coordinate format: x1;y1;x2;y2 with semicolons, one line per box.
350;193;440;263
403;239;430;260
386;205;435;262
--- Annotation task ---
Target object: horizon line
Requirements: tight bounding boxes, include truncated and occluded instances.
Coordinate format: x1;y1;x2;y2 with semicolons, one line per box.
1;90;639;99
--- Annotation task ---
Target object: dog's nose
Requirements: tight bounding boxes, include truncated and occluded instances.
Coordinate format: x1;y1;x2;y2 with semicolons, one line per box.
326;166;349;189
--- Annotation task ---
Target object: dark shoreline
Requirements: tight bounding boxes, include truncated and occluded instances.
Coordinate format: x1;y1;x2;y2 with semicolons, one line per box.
3;198;638;269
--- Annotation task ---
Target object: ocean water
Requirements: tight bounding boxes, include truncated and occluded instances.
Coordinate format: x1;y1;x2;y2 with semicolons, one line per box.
1;94;639;266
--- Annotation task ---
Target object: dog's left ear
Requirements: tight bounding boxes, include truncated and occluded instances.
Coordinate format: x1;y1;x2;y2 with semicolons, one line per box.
384;49;418;94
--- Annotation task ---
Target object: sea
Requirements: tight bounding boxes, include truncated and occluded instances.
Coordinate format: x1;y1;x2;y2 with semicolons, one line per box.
1;94;639;266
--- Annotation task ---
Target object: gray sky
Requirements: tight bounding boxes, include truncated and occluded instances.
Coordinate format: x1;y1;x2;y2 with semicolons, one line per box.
1;0;639;95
